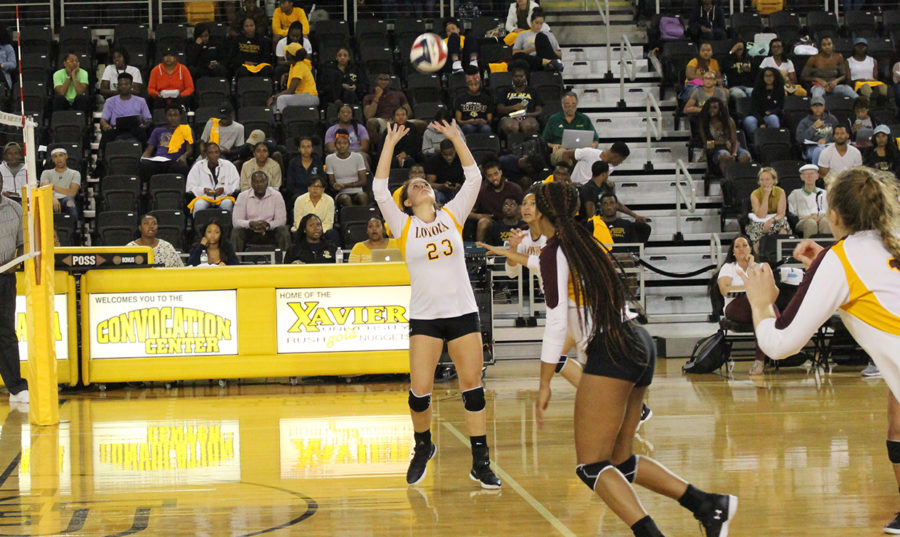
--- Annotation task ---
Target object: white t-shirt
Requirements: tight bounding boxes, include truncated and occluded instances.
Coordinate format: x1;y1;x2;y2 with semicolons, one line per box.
717;262;745;308
787;186;827;219
817;144;862;177
759;56;795;80
101;64;144;90
324;152;366;195
572;147;615;185
275;37;313;59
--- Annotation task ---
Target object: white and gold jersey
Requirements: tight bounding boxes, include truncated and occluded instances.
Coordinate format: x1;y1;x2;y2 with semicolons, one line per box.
504;231;546;281
374;164;482;320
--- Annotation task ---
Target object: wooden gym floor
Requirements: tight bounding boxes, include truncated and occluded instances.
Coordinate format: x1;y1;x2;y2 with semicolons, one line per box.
0;358;895;536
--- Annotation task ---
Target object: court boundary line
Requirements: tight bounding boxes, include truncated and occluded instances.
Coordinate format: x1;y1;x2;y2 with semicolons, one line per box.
0;452;20;489
442;422;577;537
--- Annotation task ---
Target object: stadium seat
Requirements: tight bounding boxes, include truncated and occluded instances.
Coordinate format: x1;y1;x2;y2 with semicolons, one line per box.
58;26;94;58
53;213;78;247
771;160;805;193
884;10;900;36
465;133;501;163
339;205;379;227
18;26;53;56
104;139;143;164
752;128;793;164
50;110;87;144
480;42;512;67
101;174;142;212
782;95;812;134
729;12;763;42
342;221;369;247
114;23;150;57
406;73;442;106
195;77;231;108
96;210;138;246
447;72;468;99
660;40;697;99
192;208;232;240
843;11;877;39
388;168;408;191
236;77;272;108
154;23;187;58
149;209;187;250
825;95;853;126
192;106;219;132
149;173;186;211
769;11;801;45
314;19;351;60
355;19;390;53
806;12;839;40
866;38;895;81
280;106;320;139
412;102;447;121
238;106;275;139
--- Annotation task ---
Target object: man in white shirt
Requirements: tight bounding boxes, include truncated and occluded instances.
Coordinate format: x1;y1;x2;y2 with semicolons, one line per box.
817;124;862;180
563;141;631;185
787;163;830;238
186;143;240;213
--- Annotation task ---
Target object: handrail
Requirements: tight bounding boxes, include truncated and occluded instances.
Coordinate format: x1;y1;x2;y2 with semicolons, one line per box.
592;0;612;79
643;91;663;171
710;233;723;269
673;158;697;241
617;34;637;108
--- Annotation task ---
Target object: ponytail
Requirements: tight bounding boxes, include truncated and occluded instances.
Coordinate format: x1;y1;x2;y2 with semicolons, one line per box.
828;167;900;261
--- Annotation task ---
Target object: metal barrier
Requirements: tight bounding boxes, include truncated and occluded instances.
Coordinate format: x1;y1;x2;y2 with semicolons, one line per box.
1;1;54;31
62;0;153;27
592;0;613;80
673;158;697;241
643;92;663;171
617;34;638;108
710;233;723;269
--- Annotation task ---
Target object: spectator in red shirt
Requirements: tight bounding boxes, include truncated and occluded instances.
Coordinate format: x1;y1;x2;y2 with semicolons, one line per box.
147;48;195;109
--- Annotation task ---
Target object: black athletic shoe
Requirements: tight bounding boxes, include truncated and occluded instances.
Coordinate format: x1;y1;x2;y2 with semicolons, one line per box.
695;494;738;537
637;403;653;431
406;442;436;485
469;461;501;489
885;512;900;534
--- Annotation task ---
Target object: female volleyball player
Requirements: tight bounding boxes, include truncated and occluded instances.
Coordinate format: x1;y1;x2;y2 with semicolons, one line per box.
742;166;900;533
373;120;501;489
534;181;736;537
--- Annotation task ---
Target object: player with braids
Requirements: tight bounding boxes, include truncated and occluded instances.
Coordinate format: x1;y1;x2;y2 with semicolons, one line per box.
744;167;900;534
534;181;737;537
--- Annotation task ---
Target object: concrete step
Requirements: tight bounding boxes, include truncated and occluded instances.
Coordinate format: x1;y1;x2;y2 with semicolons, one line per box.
641;251;717;282
562;45;647;61
555;26;647;46
541;0;633;12
614;178;711;206
646;214;722;237
574;86;670;108
565;58;653;77
645;285;712;318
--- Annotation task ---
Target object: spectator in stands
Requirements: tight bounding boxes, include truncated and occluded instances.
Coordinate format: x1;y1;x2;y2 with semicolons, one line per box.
232;16;274;78
0;142;24;203
140;104;193;183
272;0;309;39
0;27;15;93
268;44;317;112
893;56;900;108
320;47;367;105
274;22;313;88
723;41;756;99
484;196;527;246
847;38;888;105
147;48;195;109
284;136;322;207
597;193;646;245
99;72;152;149
787;163;830;238
580;161;648;234
348;217;399;263
127;214;184;267
187;220;240;265
542;92;598;165
850;96;877;145
290;175;338;242
186;142;241;213
326;129;369;207
100;48;144;98
325;104;370;161
565;141;631;186
470;159;524;242
496;66;544;136
687;0;726;42
542;161;572;183
232;170;291;252
682;71;729;118
199;102;245;163
52;52;90;113
817;124;862;180
363;73;413;138
795;95;839;164
743;67;784;136
801;36;857;100
378;107;420;168
760;38;807;97
511;8;564;73
681;42;722;100
444;18;479;74
186;23;227;79
285;213;338;264
241;141;282;191
505;0;551;39
424;139;464;203
699;97;751;174
715;235;767;375
454;71;494;134
746;166;790;252
422;108;463;156
228;0;269;38
864;124;900;175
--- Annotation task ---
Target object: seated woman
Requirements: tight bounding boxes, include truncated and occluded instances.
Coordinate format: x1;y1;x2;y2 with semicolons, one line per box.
187;219;239;265
682;71;728;119
715;235;768;375
284;213;338;264
759;38;807;97
743;67;784;136
186;22;227;79
378;107;420;169
274;21;313;88
240;141;282;191
127;214;184;267
746;166;790;253
511;8;563;73
230;15;273;78
147;48;195;109
284;136;323;208
847;38;888;105
681;41;721;100
443;18;479;74
505;0;552;46
348;217;399;263
319;47;367;105
290;175;339;244
100;48;144;98
863;124;900;175
324;104;370;163
723;41;756;100
800;36;857;100
699;97;750;173
268;44;318;113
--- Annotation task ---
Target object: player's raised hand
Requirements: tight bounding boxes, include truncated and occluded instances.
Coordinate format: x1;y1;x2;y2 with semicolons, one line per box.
429;120;463;142
384;122;409;147
793;239;824;269
507;228;526;251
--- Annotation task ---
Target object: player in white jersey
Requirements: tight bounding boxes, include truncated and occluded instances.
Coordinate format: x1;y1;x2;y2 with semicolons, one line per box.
742;166;900;533
373;121;501;489
534;181;737;537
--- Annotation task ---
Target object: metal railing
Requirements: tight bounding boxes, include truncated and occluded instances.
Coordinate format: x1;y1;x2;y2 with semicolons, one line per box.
643;91;663;171
710;233;723;269
62;0;153;27
672;158;697;241
618;34;638;108
0;1;54;32
592;0;613;80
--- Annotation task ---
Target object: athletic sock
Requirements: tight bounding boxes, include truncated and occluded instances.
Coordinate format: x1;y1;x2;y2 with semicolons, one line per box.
470;435;488;462
678;484;709;514
414;430;432;448
631;515;664;537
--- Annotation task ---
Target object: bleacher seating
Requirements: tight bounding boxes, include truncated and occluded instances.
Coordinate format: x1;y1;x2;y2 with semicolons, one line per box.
149;174;186;211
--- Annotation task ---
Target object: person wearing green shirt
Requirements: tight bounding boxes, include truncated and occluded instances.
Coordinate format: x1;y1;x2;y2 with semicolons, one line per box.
53;52;90;112
542;92;598;165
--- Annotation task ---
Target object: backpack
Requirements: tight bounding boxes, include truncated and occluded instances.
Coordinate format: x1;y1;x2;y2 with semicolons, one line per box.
659;17;685;41
682;330;731;374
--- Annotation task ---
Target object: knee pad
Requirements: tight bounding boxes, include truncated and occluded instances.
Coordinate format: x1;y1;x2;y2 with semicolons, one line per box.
555;355;568;373
615;455;639;483
408;390;431;413
575;460;614;491
461;386;486;412
887;440;900;464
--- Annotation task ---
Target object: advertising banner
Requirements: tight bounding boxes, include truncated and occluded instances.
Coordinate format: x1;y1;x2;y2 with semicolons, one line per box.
88;290;238;359
15;295;68;360
275;286;411;354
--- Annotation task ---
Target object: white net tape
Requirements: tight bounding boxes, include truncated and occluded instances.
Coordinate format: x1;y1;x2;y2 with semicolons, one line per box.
0;110;40;273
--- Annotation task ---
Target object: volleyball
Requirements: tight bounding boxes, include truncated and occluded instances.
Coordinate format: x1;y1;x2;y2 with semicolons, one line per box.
409;32;448;73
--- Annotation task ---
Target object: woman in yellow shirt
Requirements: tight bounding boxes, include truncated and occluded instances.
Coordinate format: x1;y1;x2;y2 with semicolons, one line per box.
268;43;318;113
348;217;399;263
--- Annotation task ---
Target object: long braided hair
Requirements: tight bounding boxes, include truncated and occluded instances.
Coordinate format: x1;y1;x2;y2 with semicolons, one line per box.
534;181;644;364
827;167;900;262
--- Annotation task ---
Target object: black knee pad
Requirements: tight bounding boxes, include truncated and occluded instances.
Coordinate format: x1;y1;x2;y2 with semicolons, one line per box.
575;460;614;491
408;390;431;413
555;355;568;373
615;455;639;483
888;440;900;464
461;386;486;412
